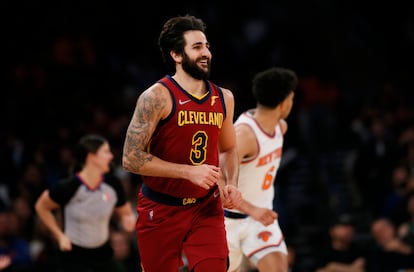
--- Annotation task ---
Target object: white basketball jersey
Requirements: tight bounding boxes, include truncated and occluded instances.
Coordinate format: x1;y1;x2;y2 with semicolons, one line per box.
232;109;283;211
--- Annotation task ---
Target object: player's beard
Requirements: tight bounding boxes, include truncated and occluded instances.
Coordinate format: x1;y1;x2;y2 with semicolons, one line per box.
182;52;210;80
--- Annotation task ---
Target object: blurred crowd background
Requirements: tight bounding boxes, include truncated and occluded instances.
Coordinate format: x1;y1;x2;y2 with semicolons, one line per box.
2;1;414;271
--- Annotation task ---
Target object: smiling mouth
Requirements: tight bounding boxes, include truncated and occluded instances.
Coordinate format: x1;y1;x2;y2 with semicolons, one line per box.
199;60;209;68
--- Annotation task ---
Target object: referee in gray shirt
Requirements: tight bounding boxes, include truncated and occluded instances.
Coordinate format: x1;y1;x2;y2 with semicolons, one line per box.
35;134;136;272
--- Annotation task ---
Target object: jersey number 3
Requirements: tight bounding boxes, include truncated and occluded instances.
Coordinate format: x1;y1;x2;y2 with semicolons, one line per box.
190;131;208;165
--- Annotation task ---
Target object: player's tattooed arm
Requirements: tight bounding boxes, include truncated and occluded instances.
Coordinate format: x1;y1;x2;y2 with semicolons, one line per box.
122;85;168;174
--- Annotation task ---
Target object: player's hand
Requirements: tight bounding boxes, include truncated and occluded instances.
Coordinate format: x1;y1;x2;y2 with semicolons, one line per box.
58;234;72;251
0;255;11;270
250;207;278;226
188;164;220;190
350;258;365;271
221;185;242;209
122;214;136;232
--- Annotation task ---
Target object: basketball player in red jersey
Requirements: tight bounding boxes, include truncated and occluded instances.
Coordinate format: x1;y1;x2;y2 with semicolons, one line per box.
122;15;242;272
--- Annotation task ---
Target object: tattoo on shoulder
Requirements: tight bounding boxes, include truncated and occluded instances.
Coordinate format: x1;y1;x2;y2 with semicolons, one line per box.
124;89;167;171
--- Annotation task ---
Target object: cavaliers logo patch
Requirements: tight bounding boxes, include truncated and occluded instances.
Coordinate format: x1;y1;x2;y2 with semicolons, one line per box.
211;95;219;106
257;231;272;242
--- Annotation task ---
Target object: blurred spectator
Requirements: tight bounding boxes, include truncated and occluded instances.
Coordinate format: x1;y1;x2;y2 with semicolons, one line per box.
352;115;398;217
405;143;414;176
407;175;414;193
381;163;411;226
29;216;60;272
11;196;34;241
0;132;25;204
0;207;33;271
366;217;414;272
0;255;11;271
398;192;414;248
110;230;141;272
315;214;367;272
43;144;75;188
296;75;340;152
16;163;47;209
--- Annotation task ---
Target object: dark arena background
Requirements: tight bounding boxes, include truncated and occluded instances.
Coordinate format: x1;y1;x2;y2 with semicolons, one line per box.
2;1;414;271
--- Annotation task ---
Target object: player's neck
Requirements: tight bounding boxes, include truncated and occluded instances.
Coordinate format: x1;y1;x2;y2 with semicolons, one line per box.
254;108;281;134
78;167;103;188
172;72;205;97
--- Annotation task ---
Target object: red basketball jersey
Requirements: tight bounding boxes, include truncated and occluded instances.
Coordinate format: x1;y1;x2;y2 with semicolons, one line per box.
142;75;226;198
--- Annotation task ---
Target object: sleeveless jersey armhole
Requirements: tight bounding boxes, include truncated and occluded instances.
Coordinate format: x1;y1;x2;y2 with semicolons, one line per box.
157;77;176;123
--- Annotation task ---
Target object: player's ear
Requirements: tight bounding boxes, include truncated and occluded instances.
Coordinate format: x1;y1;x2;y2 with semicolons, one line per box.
170;50;182;64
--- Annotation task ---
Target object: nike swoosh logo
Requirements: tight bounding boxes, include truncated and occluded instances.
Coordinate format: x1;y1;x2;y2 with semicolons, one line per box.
179;99;191;105
214;191;220;198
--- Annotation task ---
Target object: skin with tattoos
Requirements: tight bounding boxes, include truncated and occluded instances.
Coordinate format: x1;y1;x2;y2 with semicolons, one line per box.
123;85;224;190
122;15;242;272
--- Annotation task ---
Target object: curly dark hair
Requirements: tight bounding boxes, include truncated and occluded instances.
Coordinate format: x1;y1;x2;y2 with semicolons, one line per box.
158;15;207;72
252;67;298;108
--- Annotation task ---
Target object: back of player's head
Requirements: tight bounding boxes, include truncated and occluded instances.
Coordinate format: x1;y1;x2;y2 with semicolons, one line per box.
252;67;298;108
158;15;207;70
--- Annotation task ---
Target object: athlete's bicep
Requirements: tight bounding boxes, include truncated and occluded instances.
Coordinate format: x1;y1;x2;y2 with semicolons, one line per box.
35;190;60;213
235;124;257;162
123;84;170;171
219;88;236;152
126;92;159;147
